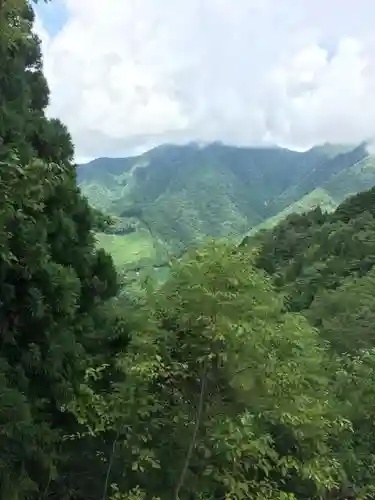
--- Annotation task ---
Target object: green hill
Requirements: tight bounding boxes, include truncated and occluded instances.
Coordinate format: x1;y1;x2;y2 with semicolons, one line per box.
78;142;372;270
268;143;367;213
247;152;375;235
252;182;375;319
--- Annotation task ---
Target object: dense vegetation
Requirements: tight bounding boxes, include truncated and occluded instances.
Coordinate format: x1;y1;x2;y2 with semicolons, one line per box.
78;141;374;270
252;186;375;343
0;2;123;497
3;2;375;500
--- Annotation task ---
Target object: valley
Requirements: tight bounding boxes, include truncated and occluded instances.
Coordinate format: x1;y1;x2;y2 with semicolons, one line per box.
79;141;374;277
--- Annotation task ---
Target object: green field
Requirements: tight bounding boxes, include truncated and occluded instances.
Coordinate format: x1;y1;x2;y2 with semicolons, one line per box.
95;230;172;298
95;229;162;269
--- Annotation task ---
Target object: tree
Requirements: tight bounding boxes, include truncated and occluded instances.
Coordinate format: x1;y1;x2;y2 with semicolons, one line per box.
70;243;347;500
0;2;121;497
0;0;71;164
306;270;375;354
254;196;375;313
333;349;375;498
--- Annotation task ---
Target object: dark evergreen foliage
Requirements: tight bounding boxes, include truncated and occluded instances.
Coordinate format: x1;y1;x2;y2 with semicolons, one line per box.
0;2;123;497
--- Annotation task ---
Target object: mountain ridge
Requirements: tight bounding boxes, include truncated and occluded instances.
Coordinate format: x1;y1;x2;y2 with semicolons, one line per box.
78;141;374;270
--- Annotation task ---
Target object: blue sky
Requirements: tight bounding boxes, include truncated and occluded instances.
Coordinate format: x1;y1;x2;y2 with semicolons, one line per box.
34;0;68;36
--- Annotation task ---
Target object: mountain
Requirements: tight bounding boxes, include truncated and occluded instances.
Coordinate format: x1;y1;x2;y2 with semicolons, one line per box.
252;182;375;321
268;143;367;214
78;141;373;269
246;146;375;236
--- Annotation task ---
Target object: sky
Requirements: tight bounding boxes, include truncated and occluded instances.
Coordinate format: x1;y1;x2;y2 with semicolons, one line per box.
34;0;375;162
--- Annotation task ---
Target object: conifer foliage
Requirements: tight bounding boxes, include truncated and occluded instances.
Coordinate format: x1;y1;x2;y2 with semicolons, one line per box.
0;1;119;497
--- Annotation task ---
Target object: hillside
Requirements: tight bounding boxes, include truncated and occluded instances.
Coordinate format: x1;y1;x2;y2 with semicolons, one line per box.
250;183;375;348
247;150;375;235
267;143;367;213
78;141;372;269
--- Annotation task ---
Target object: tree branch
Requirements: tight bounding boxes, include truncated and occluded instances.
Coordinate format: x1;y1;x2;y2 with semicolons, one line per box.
174;366;207;500
102;428;121;500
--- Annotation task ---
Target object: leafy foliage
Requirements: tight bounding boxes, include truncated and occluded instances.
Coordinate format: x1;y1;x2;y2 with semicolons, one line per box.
248;183;375;497
4;1;375;499
254;187;375;312
0;2;121;498
306;270;375;354
67;243;348;500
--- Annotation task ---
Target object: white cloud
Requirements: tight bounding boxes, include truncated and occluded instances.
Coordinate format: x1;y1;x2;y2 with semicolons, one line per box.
36;0;375;160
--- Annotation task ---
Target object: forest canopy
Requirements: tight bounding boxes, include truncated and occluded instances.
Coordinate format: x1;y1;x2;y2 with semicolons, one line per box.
2;1;375;500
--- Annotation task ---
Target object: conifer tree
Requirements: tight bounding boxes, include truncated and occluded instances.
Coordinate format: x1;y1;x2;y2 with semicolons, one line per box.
0;1;120;497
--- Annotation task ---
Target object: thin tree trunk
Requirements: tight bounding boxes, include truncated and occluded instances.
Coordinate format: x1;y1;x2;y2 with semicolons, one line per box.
174;368;207;500
102;429;121;500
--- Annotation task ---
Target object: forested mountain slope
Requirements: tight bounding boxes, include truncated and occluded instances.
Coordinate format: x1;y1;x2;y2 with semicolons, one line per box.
268;143;367;213
236;184;375;496
248;149;375;235
79;141;372;268
249;184;375;352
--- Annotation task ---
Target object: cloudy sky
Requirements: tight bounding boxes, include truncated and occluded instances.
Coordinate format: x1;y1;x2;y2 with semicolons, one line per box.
35;0;375;162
